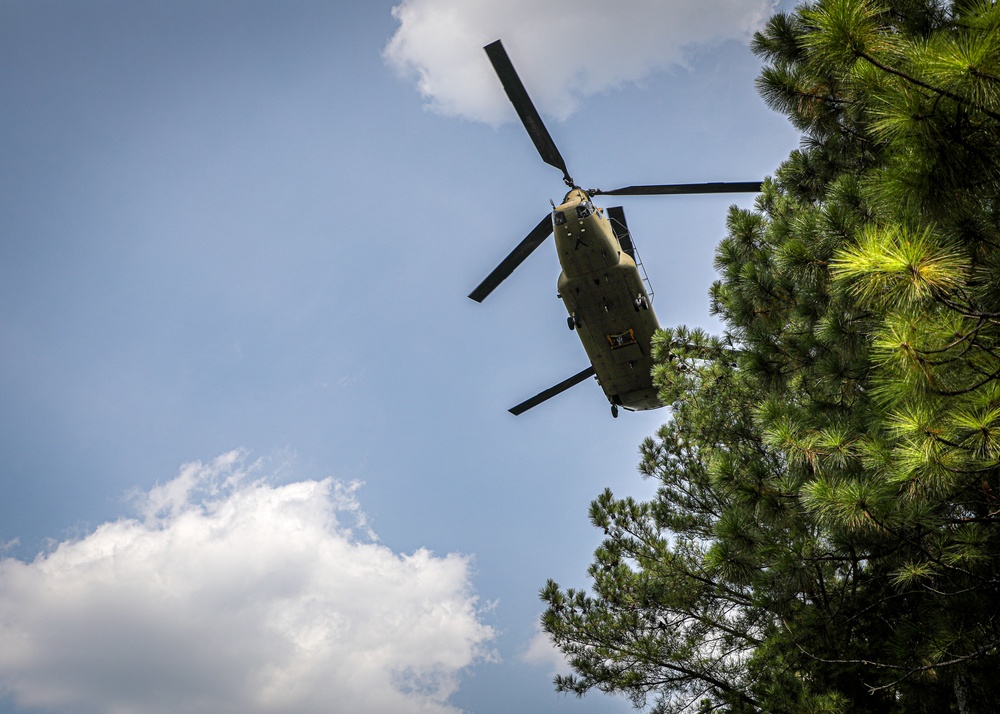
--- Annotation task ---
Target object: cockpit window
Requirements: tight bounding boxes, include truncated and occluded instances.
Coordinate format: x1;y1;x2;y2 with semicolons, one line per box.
553;211;567;225
576;202;593;219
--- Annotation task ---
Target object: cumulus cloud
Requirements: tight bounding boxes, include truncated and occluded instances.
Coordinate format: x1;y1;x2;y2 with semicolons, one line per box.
521;625;570;676
384;0;777;123
0;452;494;714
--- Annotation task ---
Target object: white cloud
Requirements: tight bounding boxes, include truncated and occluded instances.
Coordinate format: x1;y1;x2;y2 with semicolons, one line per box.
521;624;570;676
0;452;494;714
384;0;777;123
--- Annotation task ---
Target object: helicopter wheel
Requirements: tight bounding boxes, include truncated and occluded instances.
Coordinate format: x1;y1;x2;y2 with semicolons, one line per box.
574;314;583;328
611;404;619;418
634;295;648;311
567;316;575;330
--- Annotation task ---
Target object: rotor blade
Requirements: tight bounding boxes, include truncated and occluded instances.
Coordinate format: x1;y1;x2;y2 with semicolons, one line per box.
468;214;553;302
605;206;635;260
592;181;763;196
484;40;572;184
509;366;597;415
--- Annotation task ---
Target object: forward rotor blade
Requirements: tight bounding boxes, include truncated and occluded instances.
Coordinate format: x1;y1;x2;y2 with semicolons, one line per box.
592;181;763;196
509;366;597;415
468;214;553;303
484;40;572;185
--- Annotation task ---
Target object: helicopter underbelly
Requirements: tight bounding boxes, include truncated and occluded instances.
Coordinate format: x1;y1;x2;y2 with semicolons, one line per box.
558;262;662;411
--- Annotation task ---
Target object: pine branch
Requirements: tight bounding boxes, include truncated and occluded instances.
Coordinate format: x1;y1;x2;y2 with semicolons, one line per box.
857;50;1000;122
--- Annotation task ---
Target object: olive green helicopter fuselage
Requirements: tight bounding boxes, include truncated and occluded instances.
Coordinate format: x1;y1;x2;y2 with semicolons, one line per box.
552;189;660;412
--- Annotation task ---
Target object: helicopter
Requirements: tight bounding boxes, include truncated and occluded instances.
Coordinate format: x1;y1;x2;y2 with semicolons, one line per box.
470;40;761;418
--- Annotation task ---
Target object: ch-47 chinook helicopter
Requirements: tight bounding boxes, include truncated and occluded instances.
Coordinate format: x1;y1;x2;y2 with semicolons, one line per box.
470;40;761;418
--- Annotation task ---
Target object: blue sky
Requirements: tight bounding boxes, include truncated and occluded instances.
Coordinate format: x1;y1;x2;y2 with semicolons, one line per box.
0;1;801;712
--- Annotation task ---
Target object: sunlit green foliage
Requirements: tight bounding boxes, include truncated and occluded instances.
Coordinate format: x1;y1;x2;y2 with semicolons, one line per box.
541;1;1000;711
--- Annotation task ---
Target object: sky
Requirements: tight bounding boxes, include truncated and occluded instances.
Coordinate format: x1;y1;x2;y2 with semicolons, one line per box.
0;1;801;712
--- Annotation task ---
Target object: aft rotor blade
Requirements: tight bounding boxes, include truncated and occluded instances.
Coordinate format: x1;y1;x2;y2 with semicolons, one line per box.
605;206;635;260
468;214;553;303
484;40;572;185
509;366;597;415
592;181;763;196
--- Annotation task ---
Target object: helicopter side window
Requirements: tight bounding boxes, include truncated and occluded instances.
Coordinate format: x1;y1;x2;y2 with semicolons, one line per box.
576;202;593;219
553;211;567;226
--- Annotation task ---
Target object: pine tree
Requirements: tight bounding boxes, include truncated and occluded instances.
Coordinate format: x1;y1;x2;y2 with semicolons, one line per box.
541;2;1000;711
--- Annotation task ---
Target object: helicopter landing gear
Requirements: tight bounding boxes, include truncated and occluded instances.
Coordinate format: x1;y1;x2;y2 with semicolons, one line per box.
567;313;582;330
633;295;649;311
610;396;623;418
